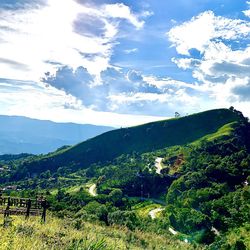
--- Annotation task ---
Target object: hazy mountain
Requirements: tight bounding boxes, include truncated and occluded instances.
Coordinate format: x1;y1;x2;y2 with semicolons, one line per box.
0;115;114;154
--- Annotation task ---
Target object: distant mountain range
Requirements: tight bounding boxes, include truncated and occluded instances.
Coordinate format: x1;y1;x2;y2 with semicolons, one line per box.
0;115;114;154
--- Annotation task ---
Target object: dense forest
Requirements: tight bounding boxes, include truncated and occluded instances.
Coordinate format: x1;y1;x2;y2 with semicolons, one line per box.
0;108;249;249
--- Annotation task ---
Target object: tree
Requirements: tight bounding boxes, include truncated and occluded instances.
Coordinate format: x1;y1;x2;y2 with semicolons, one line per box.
40;170;51;179
175;112;180;118
56;189;65;202
109;188;123;205
108;210;139;230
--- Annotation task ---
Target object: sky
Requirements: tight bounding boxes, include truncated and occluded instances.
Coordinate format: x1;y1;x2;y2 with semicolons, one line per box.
0;0;250;127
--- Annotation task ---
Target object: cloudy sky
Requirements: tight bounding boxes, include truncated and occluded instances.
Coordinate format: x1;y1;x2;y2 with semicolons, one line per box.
0;0;250;127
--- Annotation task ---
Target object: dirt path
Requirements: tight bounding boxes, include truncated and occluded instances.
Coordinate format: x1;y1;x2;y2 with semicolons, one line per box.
89;184;97;196
149;207;164;219
155;157;163;174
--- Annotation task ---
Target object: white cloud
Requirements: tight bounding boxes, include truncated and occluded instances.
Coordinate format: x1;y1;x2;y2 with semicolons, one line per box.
168;10;250;119
108;87;201;115
190;43;250;85
207;77;250;119
171;57;200;70
0;0;158;126
103;3;145;30
168;11;250;81
124;48;138;54
143;75;206;92
0;79;168;127
168;11;250;55
243;1;250;17
0;0;109;80
243;9;250;17
0;0;146;81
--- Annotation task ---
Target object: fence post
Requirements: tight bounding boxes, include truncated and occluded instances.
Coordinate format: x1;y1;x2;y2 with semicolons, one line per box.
0;191;2;206
26;199;31;219
4;197;10;218
41;199;47;223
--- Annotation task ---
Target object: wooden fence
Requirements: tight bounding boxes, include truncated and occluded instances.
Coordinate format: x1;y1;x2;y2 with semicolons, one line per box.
0;195;48;222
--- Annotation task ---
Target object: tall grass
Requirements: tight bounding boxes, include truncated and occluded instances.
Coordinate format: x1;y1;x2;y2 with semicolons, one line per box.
0;214;202;250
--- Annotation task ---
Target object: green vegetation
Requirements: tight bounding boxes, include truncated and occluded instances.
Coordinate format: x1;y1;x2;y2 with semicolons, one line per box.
193;121;238;144
0;108;249;249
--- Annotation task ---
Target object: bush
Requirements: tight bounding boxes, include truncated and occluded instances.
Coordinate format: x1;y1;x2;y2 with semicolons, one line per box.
108;210;139;230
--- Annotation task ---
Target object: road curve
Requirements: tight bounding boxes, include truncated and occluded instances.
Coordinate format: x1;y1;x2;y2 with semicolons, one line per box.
89;184;97;196
155;157;163;174
149;207;164;219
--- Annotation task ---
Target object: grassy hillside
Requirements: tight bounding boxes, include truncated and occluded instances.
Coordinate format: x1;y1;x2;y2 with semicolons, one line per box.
17;109;242;176
0;215;198;250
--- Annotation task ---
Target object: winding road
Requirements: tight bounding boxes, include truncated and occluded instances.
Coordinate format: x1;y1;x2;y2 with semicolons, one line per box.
88;184;97;196
149;207;164;219
155;157;163;174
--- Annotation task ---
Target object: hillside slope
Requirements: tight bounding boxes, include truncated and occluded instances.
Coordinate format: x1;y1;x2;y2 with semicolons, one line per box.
0;215;197;250
19;108;242;175
0;115;113;154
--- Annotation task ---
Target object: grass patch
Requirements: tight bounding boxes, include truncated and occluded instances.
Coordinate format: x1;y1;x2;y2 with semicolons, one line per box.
194;121;237;144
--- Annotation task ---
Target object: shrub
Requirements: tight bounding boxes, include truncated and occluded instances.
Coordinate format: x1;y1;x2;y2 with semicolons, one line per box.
108;210;139;230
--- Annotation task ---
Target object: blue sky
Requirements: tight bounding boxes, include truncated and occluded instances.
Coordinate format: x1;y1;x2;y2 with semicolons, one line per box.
0;0;250;126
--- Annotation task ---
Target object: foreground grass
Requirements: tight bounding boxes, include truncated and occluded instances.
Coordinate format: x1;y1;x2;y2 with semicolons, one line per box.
0;214;202;250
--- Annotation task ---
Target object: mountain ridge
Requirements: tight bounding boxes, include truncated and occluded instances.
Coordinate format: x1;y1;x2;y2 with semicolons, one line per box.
18;108;243;176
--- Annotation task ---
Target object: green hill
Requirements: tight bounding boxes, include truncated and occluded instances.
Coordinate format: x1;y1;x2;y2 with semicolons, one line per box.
17;108;242;177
